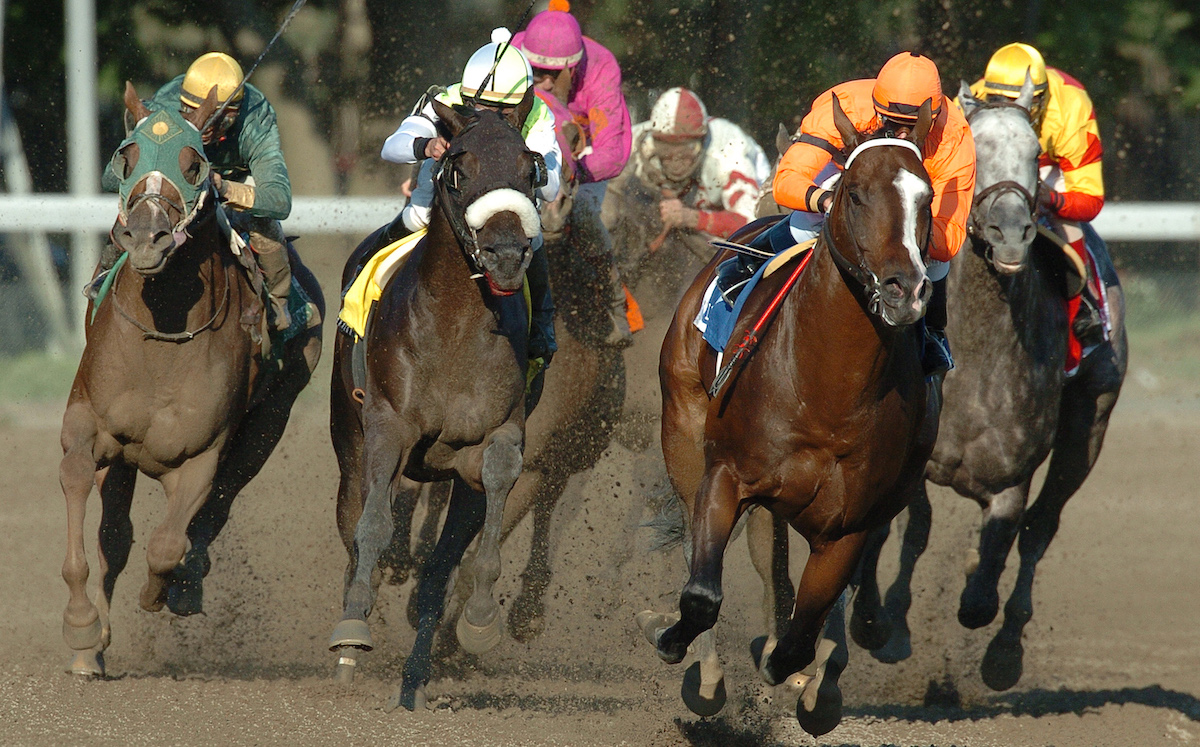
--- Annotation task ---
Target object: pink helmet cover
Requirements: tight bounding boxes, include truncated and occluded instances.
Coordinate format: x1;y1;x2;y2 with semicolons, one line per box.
517;10;583;70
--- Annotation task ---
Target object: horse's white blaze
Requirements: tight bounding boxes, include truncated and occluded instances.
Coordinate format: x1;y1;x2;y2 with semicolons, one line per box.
146;172;163;196
894;168;931;278
465;188;540;239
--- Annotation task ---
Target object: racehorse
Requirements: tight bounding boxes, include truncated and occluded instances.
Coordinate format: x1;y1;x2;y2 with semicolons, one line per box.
58;83;324;677
850;78;1128;690
638;97;941;736
327;90;546;711
371;95;628;646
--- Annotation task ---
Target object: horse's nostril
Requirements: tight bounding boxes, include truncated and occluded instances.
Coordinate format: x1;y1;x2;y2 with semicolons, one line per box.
884;277;906;299
1022;223;1035;243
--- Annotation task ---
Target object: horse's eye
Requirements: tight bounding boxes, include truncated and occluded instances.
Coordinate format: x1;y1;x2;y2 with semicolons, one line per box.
848;189;863;206
111;143;138;180
179;146;210;187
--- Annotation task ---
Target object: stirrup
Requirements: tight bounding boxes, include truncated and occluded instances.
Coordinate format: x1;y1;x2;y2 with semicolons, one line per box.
922;327;954;378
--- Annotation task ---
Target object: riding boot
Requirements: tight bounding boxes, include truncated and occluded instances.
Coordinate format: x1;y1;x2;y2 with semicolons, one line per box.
250;223;293;334
921;277;954;378
84;241;123;300
526;246;557;366
1072;287;1107;350
605;263;634;348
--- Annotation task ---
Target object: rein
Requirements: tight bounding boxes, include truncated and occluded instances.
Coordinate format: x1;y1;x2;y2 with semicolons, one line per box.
109;201;232;342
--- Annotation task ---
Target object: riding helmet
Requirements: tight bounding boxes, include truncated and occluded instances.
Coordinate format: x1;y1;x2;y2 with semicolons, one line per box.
516;0;583;70
461;28;534;107
982;42;1050;120
649;87;708;142
180;52;245;109
872;52;943;123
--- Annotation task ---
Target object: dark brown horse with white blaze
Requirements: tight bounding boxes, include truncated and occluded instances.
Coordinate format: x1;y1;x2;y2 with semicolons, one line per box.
328;91;545;711
852;78;1127;690
638;98;941;736
58;83;323;677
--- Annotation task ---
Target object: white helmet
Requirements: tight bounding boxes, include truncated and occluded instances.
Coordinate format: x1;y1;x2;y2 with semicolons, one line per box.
461;28;534;106
649;87;709;141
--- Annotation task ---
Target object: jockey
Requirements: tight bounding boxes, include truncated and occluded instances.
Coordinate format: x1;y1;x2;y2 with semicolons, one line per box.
378;28;562;365
774;52;977;376
513;0;634;345
970;42;1107;349
100;52;296;334
626;87;771;239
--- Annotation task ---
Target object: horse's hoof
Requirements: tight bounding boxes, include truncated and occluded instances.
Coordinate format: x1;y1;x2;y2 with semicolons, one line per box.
681;661;726;717
795;638;847;737
635;610;678;648
165;579;204;617
981;634;1024;691
66;650;105;678
456;609;502;655
386;683;427;712
849;607;893;652
958;591;999;630
334;648;360;685
795;676;843;737
62;616;103;651
329;618;373;651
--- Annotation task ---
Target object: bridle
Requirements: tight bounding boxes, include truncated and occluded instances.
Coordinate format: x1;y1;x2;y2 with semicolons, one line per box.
826;137;932;324
432;116;545;295
965;100;1038;245
117;174;212;250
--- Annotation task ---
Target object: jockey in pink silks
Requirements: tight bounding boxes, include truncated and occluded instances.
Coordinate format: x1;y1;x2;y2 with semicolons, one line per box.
514;0;635;344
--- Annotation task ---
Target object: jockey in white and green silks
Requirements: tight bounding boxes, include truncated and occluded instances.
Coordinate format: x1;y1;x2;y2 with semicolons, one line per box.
378;27;563;362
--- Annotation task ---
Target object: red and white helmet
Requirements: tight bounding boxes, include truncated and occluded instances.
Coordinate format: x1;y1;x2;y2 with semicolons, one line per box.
649;87;708;142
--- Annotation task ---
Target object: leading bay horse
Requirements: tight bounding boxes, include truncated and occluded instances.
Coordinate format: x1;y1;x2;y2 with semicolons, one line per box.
851;77;1127;690
59;83;324;676
328;91;545;711
638;97;941;736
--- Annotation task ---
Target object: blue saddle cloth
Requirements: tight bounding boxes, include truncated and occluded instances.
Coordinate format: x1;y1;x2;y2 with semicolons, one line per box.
694;257;770;353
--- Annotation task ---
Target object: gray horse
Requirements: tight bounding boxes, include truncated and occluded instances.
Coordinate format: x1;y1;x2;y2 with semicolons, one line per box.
850;76;1128;691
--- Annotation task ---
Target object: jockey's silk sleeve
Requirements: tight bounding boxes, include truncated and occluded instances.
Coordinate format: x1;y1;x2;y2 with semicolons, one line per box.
925;103;976;262
570;38;632;183
235;92;292;220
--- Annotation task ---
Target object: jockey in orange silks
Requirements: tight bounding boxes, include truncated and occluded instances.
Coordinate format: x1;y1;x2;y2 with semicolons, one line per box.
774;52;977;376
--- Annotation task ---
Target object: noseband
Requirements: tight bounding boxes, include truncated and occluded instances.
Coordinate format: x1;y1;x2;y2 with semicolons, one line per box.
117;176;211;249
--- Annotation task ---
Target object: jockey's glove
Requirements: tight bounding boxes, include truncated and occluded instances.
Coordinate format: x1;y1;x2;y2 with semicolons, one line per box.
1036;181;1066;216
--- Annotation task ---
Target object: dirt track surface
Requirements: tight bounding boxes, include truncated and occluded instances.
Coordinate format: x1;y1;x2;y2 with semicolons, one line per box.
3;240;1199;746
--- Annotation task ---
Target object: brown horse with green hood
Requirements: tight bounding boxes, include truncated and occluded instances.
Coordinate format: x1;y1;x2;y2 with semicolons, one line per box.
58;83;323;677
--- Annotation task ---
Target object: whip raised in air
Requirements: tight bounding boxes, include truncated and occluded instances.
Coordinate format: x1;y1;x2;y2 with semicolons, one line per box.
202;0;308;133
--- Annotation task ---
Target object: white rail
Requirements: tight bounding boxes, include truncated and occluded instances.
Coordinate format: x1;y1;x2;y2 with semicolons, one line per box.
0;195;1198;241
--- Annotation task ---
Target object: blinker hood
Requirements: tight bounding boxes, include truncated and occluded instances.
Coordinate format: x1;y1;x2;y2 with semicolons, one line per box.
114;107;211;220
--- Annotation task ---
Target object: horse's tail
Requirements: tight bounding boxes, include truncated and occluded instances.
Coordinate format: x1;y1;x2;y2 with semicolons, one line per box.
642;483;686;552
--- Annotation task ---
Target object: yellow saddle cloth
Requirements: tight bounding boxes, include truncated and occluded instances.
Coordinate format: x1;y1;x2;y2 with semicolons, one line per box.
338;229;427;339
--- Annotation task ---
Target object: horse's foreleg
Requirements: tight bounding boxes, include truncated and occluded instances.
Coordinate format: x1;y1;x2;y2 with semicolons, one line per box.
655;465;742;665
70;463;138;676
960;479;1030;629
760;530;865;686
140;449;220;613
849;522;893;652
60;407;102;660
391;480;487;711
984;381;1119;691
874;484;932;663
457;422;523;655
330;413;410;655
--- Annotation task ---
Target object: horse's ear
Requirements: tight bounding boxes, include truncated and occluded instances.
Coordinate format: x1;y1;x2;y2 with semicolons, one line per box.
431;97;470;139
1014;69;1036;112
910;100;933;151
958;80;979;118
124;81;150;123
505;87;535;131
775;122;793;158
182;85;221;133
831;92;860;153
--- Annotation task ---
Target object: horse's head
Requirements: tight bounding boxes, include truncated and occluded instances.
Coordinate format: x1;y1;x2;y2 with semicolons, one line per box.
430;89;544;295
827;94;934;327
110;82;218;276
959;75;1041;273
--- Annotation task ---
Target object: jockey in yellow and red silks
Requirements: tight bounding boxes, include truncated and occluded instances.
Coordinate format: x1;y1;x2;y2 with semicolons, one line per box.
970;42;1108;350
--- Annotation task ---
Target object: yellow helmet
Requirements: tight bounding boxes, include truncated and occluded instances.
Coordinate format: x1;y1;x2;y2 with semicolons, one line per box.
982;43;1048;101
180;52;245;109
